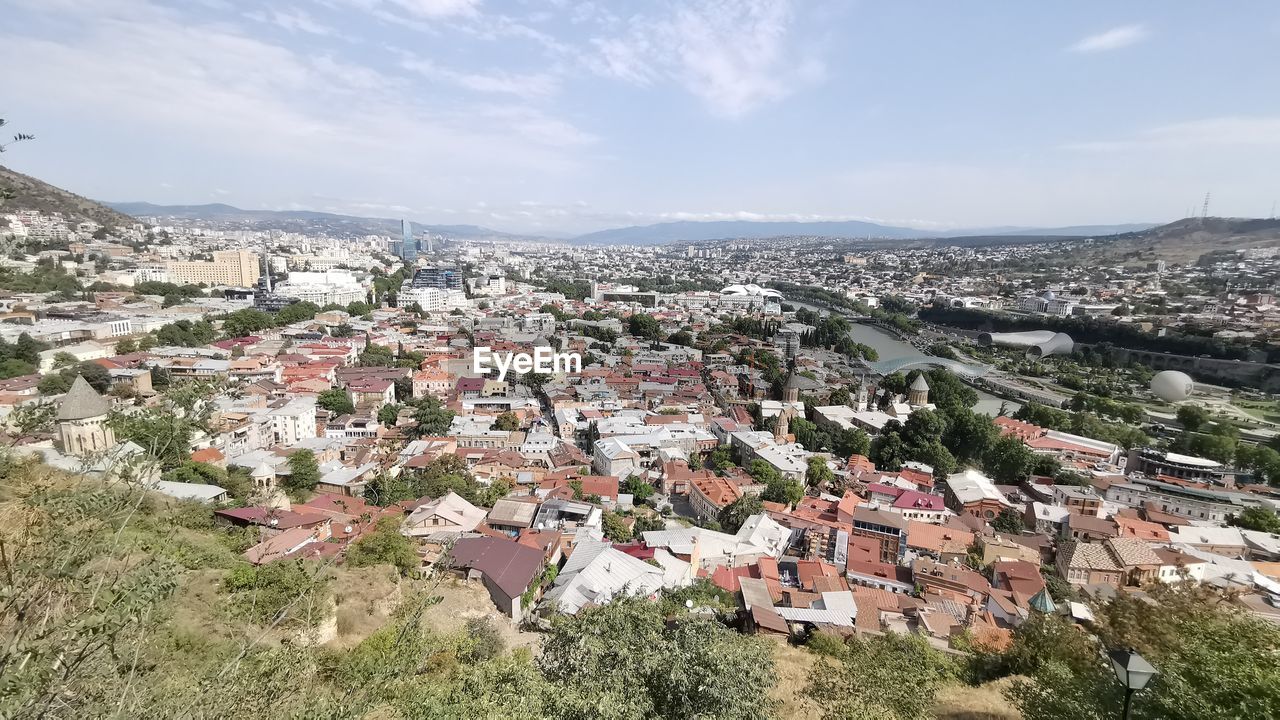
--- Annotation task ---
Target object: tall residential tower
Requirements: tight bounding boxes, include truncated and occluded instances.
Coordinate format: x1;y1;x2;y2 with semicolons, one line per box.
400;219;417;265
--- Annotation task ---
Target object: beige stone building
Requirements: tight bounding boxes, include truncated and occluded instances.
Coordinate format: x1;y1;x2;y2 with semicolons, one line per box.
57;376;115;457
166;250;260;286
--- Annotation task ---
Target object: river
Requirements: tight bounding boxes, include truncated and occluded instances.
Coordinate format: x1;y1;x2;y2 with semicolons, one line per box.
789;299;1019;416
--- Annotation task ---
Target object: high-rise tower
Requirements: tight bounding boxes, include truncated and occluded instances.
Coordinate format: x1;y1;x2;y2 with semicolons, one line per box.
400;219;418;265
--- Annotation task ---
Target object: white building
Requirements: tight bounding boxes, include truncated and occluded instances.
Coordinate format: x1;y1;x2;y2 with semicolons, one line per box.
267;397;317;446
274;269;366;307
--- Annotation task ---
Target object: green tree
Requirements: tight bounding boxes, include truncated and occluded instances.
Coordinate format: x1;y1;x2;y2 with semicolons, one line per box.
76;361;112;393
11;333;48;365
748;459;781;484
601;511;633;542
901;407;949;447
7;401;57;437
870;431;908;471
51;351;79;369
828;386;852;407
666;330;694;346
758;468;804;508
222;559;331;630
718;492;764;532
492;412;520;432
411;396;454;438
807;631;956;720
114;337;138;354
983;433;1034;483
623;474;655;502
626;313;662;341
632;512;666;535
37;373;71;395
0;358;35;380
806;456;834;489
1229;506;1280;533
222;308;276;337
316;388;355;416
906;438;957;476
1006;583;1280;720
377;403;402;427
285;449;321;494
154;319;217;347
709;444;736;473
992;508;1024;534
109;382;219;470
942;408;997;464
1183;430;1237;465
359;344;396;367
1175;404;1211;432
538;598;776;719
1236;444;1280;484
967;612;1098;683
344;517;419;575
276;301;320;325
832;426;871;458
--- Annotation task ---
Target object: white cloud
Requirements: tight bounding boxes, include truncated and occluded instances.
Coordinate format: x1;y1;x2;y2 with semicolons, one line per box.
586;0;824;117
399;53;561;99
1069;24;1148;53
247;7;338;36
1065;116;1280;151
389;0;480;19
0;0;594;209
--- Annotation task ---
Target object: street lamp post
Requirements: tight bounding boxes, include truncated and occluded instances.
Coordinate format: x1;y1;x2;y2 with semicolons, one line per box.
1109;648;1157;720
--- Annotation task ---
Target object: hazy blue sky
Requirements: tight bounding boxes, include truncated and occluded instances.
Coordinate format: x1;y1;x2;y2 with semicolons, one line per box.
4;0;1279;234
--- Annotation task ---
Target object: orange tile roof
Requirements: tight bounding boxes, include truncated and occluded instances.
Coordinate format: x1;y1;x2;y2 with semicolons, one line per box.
691;475;742;508
1114;515;1171;542
906;520;974;554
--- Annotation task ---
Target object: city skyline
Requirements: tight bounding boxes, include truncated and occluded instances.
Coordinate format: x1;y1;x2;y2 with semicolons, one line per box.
4;0;1280;234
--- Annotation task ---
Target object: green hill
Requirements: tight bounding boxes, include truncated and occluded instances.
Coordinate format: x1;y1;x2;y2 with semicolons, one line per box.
0;163;136;229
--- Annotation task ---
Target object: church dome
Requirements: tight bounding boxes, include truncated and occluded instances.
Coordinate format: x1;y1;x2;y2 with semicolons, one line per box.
56;376;110;421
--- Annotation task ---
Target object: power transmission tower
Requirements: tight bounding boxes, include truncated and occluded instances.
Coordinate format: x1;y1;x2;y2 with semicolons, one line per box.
1201;192;1211;219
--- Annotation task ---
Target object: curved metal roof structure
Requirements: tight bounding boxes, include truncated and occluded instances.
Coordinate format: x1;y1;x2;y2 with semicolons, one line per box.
866;356;993;379
977;330;1058;348
978;330;1074;359
721;283;783;298
1026;332;1075;359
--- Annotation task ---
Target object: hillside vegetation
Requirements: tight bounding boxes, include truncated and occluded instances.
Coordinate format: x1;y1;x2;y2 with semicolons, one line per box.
3;451;1276;719
1057;216;1280;265
0;163;136;228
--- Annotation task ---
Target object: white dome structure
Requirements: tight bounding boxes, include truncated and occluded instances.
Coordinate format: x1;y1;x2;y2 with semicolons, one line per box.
721;283;782;298
1150;370;1195;402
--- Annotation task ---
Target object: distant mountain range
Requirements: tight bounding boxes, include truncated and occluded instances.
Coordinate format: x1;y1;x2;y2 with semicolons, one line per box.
0;167;1182;249
105;201;518;239
569;219;1158;245
103;201;1156;244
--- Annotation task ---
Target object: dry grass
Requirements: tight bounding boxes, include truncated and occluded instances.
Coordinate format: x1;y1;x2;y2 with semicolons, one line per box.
419;577;543;651
935;677;1022;720
766;638;1021;720
768;640;822;720
329;564;404;647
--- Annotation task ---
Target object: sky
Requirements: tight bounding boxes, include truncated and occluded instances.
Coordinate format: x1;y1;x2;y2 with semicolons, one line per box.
3;0;1280;236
